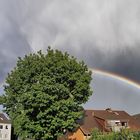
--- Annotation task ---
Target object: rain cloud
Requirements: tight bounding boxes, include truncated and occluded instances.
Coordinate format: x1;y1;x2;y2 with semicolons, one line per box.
1;0;140;83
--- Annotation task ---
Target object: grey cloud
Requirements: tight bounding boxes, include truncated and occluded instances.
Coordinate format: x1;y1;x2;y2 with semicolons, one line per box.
1;0;140;114
20;0;140;82
0;1;31;83
0;35;30;84
101;47;140;83
26;0;140;51
1;0;140;83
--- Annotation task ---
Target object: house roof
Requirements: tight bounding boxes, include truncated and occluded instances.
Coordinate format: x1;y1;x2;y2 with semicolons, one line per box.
128;117;140;131
93;109;131;121
133;114;140;121
79;109;140;135
79;110;107;135
0;113;11;124
131;114;140;130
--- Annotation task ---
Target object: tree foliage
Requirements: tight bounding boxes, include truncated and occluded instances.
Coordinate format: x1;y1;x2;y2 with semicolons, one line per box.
0;47;92;140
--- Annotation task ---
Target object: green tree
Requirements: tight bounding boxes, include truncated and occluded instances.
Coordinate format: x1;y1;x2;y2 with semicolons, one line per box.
0;47;92;140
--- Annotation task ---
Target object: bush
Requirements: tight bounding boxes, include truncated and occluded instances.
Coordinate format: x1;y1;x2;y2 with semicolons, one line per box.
89;129;140;140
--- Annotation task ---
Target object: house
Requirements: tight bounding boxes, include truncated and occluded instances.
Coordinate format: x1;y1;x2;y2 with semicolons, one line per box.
58;108;140;140
0;113;11;140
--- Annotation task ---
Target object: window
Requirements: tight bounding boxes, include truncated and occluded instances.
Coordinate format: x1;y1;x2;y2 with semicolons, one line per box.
0;125;3;129
115;122;121;126
5;125;8;129
122;122;128;127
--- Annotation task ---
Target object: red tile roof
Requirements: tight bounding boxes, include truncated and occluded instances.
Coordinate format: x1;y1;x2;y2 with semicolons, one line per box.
79;110;106;135
133;114;140;121
79;109;140;135
93;109;131;121
0;113;11;124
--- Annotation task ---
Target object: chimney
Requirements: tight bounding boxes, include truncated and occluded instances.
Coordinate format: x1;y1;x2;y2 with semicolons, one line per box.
106;108;112;112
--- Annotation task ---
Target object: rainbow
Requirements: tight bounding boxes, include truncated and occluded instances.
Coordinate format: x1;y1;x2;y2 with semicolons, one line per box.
89;68;140;89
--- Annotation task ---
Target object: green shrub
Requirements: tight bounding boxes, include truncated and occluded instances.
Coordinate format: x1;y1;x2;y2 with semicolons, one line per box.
90;129;140;140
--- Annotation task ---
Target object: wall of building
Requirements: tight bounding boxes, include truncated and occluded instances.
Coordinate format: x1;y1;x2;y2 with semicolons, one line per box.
68;128;85;140
0;123;11;140
58;128;86;140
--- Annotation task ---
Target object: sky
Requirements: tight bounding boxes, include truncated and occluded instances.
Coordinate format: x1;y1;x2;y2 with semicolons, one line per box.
84;71;140;115
0;0;140;114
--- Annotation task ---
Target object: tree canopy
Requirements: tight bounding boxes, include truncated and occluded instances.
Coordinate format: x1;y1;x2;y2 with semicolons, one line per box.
0;47;92;140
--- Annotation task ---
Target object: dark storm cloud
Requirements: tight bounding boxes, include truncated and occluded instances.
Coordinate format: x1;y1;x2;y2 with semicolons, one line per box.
1;0;140;114
104;47;140;83
0;31;31;84
20;0;140;82
0;0;31;84
1;0;140;83
78;45;140;83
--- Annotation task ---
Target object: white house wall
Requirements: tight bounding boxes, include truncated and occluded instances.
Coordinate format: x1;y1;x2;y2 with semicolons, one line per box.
0;123;11;140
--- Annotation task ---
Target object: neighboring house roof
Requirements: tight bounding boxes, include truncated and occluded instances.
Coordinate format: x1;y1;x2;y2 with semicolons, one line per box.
79;109;140;135
79;110;106;135
93;109;130;121
131;114;140;130
128;117;140;131
133;114;140;121
0;113;11;124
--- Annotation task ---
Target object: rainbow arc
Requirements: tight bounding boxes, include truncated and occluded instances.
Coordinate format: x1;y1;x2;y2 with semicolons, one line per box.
89;68;140;89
